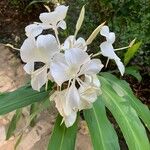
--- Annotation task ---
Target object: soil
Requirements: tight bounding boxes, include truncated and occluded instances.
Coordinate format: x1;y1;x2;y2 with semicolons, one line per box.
0;1;149;150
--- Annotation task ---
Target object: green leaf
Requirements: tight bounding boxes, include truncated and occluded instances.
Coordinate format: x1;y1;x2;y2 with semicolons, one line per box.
99;75;150;150
101;72;150;130
0;85;50;116
84;99;120;150
6;109;22;140
74;5;85;36
124;42;142;65
48;115;78;150
125;66;142;82
14;133;23;150
30;103;38;127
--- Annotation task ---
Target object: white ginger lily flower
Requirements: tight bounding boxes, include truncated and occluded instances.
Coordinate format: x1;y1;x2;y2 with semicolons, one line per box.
20;34;59;91
78;75;101;110
63;35;87;51
50;75;101;127
50;89;77;127
50;48;103;87
39;5;68;30
100;25;125;75
50;48;103;127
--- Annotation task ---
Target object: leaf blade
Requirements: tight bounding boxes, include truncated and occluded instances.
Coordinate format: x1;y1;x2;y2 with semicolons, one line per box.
124;42;142;65
48;115;78;150
84;99;120;150
99;75;150;150
0;85;50;115
101;72;150;130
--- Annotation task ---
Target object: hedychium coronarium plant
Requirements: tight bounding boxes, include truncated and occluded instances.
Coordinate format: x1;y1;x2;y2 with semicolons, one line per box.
1;4;150;150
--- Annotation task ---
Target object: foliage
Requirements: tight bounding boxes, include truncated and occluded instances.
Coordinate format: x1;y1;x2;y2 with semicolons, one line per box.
64;0;150;67
1;73;150;149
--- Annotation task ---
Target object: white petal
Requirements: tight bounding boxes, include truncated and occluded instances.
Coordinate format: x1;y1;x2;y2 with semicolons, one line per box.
25;24;43;37
65;48;90;66
106;32;115;44
115;59;125;76
50;61;69;86
57;20;66;30
66;83;80;112
36;34;59;62
20;38;37;63
100;41;119;60
100;25;109;37
23;62;34;74
75;37;87;51
80;59;103;75
84;74;101;88
31;66;47;91
55;5;68;20
51;90;66;116
39;12;58;25
79;84;98;110
63;36;75;50
64;111;77;128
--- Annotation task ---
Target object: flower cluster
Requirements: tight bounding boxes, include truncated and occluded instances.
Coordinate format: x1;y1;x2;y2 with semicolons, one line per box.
20;5;126;127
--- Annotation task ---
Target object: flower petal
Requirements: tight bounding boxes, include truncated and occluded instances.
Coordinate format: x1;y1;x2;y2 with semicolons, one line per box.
106;32;115;44
55;5;68;20
23;62;34;74
20;38;37;63
75;37;87;51
25;24;43;37
31;66;48;91
100;25;109;37
64;111;77;128
66;83;80;113
57;20;67;30
50;61;69;86
100;41;119;60
36;34;59;62
115;59;125;76
63;36;75;50
65;48;90;66
80;59;103;75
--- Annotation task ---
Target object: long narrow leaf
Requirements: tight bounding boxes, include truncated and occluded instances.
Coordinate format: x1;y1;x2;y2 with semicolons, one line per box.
99;76;150;150
101;72;150;130
0;85;50;115
48;115;78;150
6;109;22;140
84;99;120;150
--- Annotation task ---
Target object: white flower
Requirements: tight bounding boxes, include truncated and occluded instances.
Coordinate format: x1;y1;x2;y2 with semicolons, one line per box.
100;25;125;75
78;75;101;110
51;89;78;127
50;48;103;86
63;35;87;51
50;74;101;127
39;5;68;30
20;34;59;91
50;48;103;126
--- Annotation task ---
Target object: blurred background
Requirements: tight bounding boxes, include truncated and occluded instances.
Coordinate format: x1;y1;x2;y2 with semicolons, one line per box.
0;1;149;149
